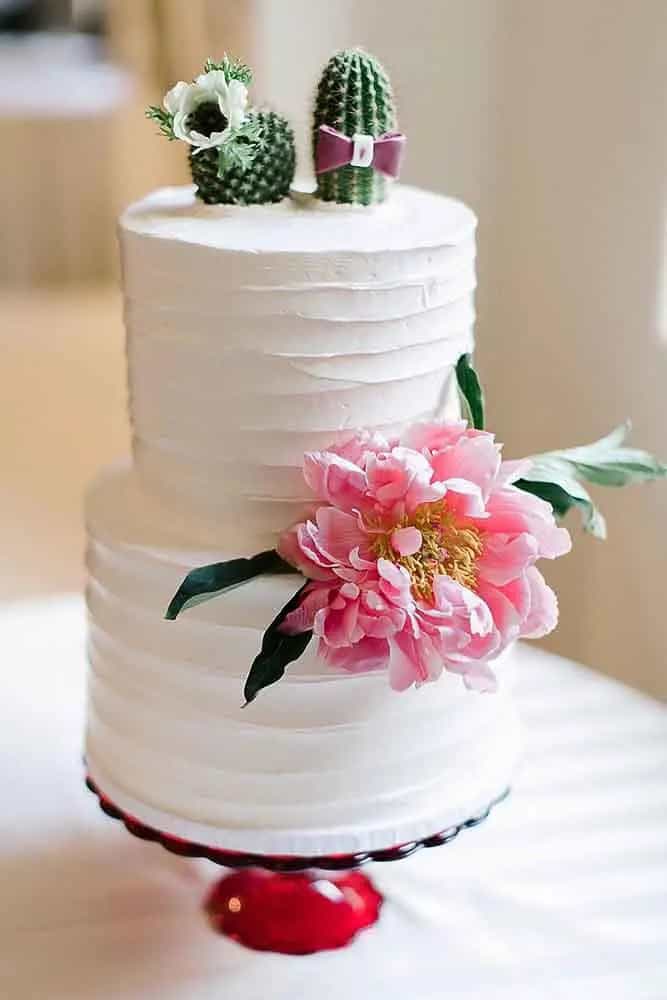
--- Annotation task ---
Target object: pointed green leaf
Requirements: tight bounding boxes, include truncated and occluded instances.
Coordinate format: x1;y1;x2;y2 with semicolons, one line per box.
455;354;485;430
165;549;294;620
516;422;667;538
243;584;313;705
516;475;607;539
528;422;667;488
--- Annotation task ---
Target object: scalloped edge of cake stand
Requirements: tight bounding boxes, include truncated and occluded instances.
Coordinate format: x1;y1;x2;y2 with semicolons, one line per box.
85;775;510;872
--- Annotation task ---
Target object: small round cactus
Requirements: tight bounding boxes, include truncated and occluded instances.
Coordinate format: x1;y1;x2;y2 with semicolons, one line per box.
189;109;295;205
313;48;398;206
146;56;295;207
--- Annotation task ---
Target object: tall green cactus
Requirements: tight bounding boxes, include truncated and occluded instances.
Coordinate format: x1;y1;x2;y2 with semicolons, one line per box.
313;48;397;206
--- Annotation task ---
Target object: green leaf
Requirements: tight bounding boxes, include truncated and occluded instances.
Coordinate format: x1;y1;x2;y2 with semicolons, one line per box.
455;354;485;430
531;422;667;487
165;550;294;620
516;422;667;539
516;476;607;539
243;584;313;705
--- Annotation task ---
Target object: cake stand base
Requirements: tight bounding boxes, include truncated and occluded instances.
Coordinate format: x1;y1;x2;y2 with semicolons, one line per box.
85;775;509;954
205;868;382;954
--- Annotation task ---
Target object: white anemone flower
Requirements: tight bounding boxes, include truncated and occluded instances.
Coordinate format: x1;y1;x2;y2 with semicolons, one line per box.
163;71;248;152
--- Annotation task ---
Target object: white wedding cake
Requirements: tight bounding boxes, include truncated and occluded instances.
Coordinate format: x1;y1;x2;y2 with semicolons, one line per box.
84;183;519;855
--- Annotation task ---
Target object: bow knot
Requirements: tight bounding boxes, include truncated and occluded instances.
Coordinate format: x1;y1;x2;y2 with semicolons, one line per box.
315;124;406;180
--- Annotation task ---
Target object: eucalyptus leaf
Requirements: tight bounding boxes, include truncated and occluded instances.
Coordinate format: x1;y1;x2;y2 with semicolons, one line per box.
165;549;294;620
455;354;485;430
243;583;313;705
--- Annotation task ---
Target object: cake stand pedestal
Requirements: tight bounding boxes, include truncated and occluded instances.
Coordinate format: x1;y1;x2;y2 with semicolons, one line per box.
86;776;508;955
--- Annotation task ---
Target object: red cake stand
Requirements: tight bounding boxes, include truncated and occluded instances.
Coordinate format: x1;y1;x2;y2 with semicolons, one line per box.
86;776;508;955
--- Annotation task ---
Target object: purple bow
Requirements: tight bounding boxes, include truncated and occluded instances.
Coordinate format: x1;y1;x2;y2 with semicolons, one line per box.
315;124;406;179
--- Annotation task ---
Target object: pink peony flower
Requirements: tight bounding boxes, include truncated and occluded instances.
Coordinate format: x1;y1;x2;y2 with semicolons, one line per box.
278;420;571;693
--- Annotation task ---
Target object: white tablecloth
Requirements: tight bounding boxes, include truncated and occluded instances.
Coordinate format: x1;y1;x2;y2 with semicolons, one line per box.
1;597;666;999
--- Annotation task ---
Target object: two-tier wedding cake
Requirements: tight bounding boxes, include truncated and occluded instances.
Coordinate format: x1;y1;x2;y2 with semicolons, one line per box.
85;180;520;854
85;48;663;862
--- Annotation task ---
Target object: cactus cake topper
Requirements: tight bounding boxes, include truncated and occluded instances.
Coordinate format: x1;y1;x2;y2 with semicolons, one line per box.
313;48;405;206
146;55;295;206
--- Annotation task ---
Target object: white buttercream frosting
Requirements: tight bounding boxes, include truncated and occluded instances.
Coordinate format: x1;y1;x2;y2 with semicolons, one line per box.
85;465;518;854
120;185;476;538
85;184;520;855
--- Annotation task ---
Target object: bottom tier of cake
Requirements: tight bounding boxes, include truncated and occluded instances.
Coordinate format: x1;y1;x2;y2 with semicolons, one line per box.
84;463;520;855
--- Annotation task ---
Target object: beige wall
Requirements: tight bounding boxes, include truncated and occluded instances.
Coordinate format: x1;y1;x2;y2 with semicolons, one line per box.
487;2;667;697
256;0;667;696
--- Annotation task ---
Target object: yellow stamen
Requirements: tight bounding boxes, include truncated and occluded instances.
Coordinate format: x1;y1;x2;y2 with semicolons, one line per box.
370;499;483;600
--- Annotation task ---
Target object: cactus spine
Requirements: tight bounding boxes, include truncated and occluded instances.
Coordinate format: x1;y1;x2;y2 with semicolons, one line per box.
313;49;397;206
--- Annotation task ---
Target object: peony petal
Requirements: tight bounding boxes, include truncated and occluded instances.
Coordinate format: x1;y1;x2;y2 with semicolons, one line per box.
282;583;333;634
441;477;487;518
431;435;500;500
322;636;389;673
402;420;469;453
521;566;559;638
499;574;532;620
477;532;539;586
303;451;369;512
330;429;392;467
366;446;440;512
377;558;413;607
477;581;522;643
390;630;444;689
313;506;368;564
445;660;498;693
391;525;423;557
277;524;336;581
485;486;572;558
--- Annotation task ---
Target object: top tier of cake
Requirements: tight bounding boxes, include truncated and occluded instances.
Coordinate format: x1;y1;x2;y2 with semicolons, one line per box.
120;184;477;553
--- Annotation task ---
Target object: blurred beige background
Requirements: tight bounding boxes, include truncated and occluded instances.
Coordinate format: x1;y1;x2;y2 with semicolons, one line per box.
1;0;665;696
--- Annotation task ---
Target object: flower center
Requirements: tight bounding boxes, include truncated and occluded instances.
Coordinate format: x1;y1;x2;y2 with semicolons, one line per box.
370;499;484;600
186;101;228;137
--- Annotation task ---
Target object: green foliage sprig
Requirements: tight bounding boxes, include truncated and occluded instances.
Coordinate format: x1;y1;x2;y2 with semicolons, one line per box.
145;104;176;140
203;54;253;84
215;116;263;177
